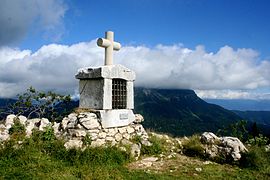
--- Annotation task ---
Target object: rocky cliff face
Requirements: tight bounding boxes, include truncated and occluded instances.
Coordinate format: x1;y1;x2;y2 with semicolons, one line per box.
134;88;241;136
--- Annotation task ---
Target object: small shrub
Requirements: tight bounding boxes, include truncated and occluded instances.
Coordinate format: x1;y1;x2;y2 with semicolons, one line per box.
130;135;142;144
59;146;130;166
7;86;71;122
8;118;26;140
182;135;204;158
141;135;164;155
42;126;56;141
247;134;269;146
239;145;270;170
82;133;92;146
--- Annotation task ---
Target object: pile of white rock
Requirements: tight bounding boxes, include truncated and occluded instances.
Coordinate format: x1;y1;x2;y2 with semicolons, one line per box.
0;112;150;159
200;132;248;161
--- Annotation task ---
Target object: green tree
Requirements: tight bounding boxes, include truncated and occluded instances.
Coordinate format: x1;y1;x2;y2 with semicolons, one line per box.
218;120;249;142
7;87;71;122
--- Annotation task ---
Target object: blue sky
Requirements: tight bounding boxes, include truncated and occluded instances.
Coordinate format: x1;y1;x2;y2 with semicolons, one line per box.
0;0;270;99
21;0;270;58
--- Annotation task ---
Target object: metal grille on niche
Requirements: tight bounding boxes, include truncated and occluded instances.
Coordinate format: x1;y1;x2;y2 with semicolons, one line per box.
112;79;127;109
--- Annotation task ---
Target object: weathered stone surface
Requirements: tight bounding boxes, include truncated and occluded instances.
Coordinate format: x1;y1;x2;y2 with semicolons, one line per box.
195;167;202;172
61;117;69;130
126;126;135;134
18;115;27;125
200;132;247;161
91;139;106;147
201;132;220;144
122;133;130;140
5;114;16;129
39;118;50;131
0;132;9;141
91;133;98;141
98;132;107;139
0;125;9;141
107;128;117;137
64;139;83;149
134;114;144;124
99;109;135;128
139;157;159;167
220;136;248;161
79;113;100;130
205;145;219;158
0;124;5;130
87;129;100;134
114;133;123;142
105;136;115;142
52;122;60;136
131;143;141;159
68;113;78;120
67;119;77;129
68;129;87;137
25;118;40;137
118;127;127;134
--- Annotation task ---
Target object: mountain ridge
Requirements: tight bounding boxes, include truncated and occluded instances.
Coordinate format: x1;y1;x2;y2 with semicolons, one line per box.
2;88;269;136
134;88;241;136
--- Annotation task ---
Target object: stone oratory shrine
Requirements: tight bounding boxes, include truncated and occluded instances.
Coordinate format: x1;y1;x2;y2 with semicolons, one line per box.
1;31;150;158
76;31;136;128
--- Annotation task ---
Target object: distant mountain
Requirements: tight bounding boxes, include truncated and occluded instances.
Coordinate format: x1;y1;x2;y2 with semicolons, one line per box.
233;110;270;126
134;88;241;136
205;99;270;111
233;110;270;136
0;89;247;137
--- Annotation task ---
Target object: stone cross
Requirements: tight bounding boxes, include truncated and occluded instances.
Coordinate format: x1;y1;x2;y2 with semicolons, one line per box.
97;31;121;66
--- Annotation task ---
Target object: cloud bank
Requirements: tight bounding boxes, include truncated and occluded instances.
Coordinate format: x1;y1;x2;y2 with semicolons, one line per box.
0;0;67;46
0;40;270;99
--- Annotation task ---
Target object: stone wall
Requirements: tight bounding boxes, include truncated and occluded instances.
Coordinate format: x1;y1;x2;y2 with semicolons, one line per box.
61;112;150;150
0;112;150;159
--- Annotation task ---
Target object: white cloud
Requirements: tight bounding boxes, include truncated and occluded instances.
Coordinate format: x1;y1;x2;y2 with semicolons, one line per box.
0;0;67;46
0;40;270;98
195;90;270;100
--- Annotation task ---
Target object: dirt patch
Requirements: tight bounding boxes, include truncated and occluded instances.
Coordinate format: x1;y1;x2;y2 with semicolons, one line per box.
127;154;213;174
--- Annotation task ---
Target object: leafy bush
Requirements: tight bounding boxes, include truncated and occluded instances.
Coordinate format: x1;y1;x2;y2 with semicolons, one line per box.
182;135;205;158
247;134;269;146
8;118;26;140
82;133;92;146
130;135;142;144
141;135;164;155
239;145;270;170
217;120;249;142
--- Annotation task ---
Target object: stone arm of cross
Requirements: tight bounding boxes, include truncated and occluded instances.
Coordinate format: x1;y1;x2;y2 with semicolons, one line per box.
97;31;121;66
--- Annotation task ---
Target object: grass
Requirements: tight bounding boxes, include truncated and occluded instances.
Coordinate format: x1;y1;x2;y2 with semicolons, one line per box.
0;127;269;179
141;134;165;155
182;135;205;158
0;129;133;179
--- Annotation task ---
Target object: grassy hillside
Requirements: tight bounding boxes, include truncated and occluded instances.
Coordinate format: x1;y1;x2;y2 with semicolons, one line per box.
0;129;269;179
134;88;241;136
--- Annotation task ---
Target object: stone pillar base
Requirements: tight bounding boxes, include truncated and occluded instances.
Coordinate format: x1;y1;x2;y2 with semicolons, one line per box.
97;109;135;128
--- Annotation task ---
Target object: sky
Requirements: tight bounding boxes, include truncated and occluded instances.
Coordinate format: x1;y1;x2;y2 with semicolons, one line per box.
0;0;270;100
